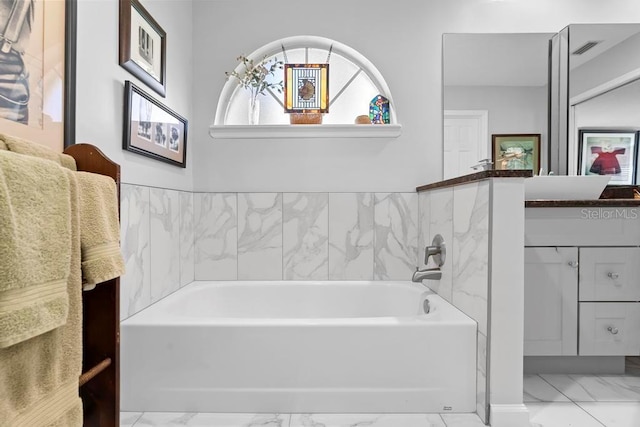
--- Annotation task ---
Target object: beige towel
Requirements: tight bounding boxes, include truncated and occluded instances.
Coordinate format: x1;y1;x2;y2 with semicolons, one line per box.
0;139;7;151
76;171;125;290
0;167;83;426
0;133;77;171
0;151;72;348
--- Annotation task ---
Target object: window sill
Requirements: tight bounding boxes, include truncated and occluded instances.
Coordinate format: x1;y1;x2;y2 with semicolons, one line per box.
209;124;403;139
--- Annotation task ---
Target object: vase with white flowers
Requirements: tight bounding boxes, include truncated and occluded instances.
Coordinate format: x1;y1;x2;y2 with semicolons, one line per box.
225;55;284;125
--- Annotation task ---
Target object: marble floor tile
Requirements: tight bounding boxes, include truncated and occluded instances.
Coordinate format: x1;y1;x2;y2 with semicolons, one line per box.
526;402;604;427
289;413;445;427
121;412;143;427
132;413;289;427
577;402;640;427
524;374;571;402
439;413;486;427
541;374;640;402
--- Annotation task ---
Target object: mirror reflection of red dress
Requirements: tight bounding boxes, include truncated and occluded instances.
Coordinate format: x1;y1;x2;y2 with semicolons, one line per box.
589;146;625;175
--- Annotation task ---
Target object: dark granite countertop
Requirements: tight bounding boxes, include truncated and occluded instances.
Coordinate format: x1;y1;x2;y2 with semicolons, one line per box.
525;199;640;207
416;170;532;192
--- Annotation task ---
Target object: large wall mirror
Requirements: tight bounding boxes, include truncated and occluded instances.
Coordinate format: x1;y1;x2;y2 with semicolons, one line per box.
442;33;554;179
565;24;640;181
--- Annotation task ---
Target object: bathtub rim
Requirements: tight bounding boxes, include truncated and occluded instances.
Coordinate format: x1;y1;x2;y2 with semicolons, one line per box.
121;280;477;327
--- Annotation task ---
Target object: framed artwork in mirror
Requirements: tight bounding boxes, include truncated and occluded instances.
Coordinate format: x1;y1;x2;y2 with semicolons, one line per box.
123;81;187;167
119;0;166;97
491;134;541;172
0;0;76;151
578;130;637;185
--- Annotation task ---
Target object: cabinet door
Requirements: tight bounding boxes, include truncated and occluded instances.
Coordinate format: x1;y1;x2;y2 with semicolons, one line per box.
579;302;640;356
524;247;578;356
579;248;640;302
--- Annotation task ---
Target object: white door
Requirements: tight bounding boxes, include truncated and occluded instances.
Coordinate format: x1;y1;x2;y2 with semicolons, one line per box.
443;110;488;179
524;247;578;356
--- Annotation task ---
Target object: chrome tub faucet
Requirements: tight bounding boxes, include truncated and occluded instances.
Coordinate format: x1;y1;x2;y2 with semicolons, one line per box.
412;234;446;283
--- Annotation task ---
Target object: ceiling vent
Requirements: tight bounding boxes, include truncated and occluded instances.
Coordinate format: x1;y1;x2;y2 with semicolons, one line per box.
572;41;600;55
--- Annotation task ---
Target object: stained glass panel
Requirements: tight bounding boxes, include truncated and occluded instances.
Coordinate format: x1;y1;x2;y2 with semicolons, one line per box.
284;64;329;113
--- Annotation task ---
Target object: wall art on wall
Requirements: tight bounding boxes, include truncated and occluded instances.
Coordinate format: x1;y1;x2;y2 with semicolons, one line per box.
284;63;329;113
119;0;166;97
578;129;637;185
0;0;76;150
491;134;541;172
123;81;187;167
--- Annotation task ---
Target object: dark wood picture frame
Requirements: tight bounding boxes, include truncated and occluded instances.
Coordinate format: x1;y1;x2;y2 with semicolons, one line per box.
119;0;167;97
123;81;187;168
491;133;541;172
577;129;637;186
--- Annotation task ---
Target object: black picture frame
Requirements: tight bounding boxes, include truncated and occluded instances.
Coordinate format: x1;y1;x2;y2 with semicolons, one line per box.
119;0;167;97
577;129;638;186
123;81;187;168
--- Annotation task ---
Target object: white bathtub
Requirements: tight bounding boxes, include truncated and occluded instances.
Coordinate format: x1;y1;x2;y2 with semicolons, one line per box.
121;281;477;413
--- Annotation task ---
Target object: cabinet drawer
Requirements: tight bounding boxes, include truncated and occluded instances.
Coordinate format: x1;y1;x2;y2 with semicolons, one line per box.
579;302;640;356
579;248;640;301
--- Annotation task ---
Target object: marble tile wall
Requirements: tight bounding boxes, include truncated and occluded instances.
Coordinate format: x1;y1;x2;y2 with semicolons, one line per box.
237;193;283;280
283;193;328;280
192;192;418;282
374;193;419;280
120;184;195;320
120;189;422;317
328;193;374;280
417;181;491;424
194;193;237;280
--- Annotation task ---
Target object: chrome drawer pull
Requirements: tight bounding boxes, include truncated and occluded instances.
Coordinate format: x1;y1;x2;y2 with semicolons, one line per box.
568;261;579;268
607;272;620;280
607;326;619;335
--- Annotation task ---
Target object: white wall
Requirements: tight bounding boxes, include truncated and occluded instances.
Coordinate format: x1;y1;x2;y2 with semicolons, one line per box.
444;85;548;166
575;77;640;129
76;0;193;191
191;0;640;193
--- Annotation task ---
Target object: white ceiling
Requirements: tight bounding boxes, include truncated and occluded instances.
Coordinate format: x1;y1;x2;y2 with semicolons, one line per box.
569;23;640;70
443;26;640;88
443;33;555;87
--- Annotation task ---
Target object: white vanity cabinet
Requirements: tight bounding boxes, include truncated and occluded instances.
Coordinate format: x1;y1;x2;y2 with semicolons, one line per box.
524;206;640;357
524;247;578;356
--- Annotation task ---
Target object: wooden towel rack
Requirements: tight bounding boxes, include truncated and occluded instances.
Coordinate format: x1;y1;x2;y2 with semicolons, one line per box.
64;144;120;427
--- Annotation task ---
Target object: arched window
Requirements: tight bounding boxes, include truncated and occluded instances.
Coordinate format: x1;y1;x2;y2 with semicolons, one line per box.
214;36;398;126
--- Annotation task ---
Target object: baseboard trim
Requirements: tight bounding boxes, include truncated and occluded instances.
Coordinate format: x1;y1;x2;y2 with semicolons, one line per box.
524;356;625;374
489;404;530;427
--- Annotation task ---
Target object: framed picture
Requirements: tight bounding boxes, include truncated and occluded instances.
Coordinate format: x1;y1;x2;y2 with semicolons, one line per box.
492;134;541;172
119;0;166;97
578;129;637;185
284;64;329;113
0;0;76;151
123;81;187;167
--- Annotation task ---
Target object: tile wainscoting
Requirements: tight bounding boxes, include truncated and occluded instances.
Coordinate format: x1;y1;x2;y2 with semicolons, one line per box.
120;187;421;319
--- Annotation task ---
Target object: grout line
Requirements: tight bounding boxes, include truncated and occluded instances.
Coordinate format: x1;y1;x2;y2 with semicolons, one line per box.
573;402;608;427
538;374;576;402
129;411;144;426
